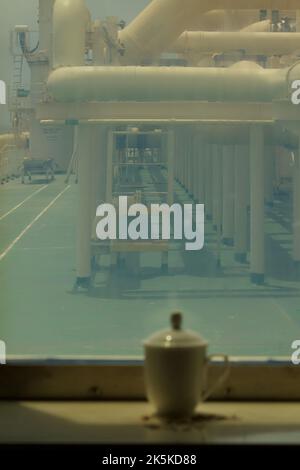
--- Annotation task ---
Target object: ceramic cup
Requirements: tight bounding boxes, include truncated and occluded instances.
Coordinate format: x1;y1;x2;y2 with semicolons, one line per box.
143;313;229;418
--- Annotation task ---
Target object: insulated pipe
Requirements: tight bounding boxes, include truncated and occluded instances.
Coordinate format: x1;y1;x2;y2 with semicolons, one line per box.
250;124;265;285
47;62;286;103
242;19;271;32
234;145;249;263
53;0;90;67
183;20;271;66
118;0;202;64
222;145;235;246
173;31;300;56
119;1;299;63
188;10;260;32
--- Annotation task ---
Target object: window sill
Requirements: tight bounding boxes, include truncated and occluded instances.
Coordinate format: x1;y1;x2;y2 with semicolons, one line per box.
0;401;300;444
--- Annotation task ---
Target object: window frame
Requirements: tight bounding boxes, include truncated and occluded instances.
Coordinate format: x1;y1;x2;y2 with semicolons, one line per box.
0;357;299;401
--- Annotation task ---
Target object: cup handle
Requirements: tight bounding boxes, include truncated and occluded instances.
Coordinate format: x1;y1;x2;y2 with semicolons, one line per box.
202;354;230;401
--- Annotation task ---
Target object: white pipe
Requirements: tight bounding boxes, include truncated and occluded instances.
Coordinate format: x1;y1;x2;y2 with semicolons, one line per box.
234;145;249;263
250;124;265;285
242;19;271;32
119;2;298;63
173;31;300;56
53;0;90;67
47;62;286;103
189;10;267;32
118;0;202;64
183;20;271;66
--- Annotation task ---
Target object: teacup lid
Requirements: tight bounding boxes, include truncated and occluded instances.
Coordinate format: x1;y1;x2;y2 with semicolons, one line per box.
143;313;208;349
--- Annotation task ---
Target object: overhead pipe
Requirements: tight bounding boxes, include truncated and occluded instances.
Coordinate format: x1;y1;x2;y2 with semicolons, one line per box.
183;20;271;67
242;19;271;32
52;0;296;67
172;31;300;56
47;61;287;102
118;0;203;64
119;1;300;64
191;11;288;32
188;10;260;32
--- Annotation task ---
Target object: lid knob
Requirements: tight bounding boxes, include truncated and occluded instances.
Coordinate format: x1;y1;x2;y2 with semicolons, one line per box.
171;312;182;331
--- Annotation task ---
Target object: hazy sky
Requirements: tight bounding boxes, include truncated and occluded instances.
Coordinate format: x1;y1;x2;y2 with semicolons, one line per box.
0;0;150;130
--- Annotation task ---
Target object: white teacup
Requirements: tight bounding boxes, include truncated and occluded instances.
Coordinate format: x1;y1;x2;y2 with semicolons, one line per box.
144;313;229;419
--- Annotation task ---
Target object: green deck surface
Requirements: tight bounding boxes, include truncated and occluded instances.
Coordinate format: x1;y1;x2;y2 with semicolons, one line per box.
0;175;299;359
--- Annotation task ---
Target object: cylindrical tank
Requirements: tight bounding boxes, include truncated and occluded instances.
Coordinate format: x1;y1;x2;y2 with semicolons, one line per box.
53;0;90;67
39;0;55;61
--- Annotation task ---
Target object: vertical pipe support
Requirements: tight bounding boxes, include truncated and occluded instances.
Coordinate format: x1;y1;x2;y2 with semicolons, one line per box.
222;145;235;246
76;124;93;286
235;145;250;263
250;124;265;285
212;144;222;231
205;144;213;220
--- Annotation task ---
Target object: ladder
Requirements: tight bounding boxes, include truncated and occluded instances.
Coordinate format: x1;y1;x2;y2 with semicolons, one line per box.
10;54;24;109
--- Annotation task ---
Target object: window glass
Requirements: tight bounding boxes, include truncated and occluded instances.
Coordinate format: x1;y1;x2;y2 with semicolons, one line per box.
0;1;299;361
